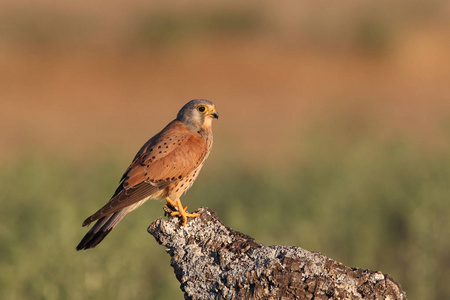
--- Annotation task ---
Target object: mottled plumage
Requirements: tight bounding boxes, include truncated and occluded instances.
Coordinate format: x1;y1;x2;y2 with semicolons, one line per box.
76;99;218;251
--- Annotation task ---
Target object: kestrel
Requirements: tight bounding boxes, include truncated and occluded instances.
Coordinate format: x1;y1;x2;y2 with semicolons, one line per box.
76;99;218;251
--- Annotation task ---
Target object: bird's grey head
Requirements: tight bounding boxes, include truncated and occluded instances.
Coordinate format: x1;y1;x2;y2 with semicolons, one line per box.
177;99;219;132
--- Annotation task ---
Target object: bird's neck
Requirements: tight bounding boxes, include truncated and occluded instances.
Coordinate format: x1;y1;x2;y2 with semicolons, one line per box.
201;116;213;130
198;126;212;138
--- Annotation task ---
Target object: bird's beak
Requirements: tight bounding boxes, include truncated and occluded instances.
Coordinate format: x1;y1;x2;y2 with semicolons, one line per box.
209;109;219;119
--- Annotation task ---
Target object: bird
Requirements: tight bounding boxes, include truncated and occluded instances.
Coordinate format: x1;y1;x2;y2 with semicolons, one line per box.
76;99;218;251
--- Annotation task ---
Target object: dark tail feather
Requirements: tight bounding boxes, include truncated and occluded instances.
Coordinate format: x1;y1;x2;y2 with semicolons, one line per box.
76;210;127;251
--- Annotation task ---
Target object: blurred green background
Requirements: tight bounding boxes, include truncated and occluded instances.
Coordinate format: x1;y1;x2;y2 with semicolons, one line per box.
1;1;449;299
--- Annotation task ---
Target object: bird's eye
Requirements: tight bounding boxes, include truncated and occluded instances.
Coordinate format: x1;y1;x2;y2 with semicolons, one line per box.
197;106;207;113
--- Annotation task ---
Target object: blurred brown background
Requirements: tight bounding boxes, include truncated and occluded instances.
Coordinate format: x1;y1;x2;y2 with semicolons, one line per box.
1;1;449;299
2;0;449;161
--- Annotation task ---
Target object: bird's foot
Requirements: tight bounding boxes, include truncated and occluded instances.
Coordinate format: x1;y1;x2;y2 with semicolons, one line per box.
170;201;199;226
165;197;178;209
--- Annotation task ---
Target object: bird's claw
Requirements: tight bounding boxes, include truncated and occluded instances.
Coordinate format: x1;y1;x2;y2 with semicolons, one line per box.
169;203;199;226
165;197;178;209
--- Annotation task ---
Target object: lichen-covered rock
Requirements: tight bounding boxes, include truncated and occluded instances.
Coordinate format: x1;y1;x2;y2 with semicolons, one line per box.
148;207;407;300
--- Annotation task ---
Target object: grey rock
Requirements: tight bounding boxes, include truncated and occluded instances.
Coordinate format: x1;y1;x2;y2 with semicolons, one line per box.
148;207;407;300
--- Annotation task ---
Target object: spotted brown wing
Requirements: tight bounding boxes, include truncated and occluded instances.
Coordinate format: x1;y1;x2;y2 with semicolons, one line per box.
82;121;208;226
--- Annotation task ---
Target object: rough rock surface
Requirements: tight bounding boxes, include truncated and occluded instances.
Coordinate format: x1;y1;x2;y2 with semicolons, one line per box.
148;207;407;300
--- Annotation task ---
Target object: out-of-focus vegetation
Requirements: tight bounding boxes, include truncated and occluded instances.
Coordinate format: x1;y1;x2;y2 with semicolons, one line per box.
133;9;265;47
1;120;450;300
1;1;449;299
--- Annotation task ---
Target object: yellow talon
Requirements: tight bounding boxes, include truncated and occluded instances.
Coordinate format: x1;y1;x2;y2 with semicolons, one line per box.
169;199;199;226
165;197;178;208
